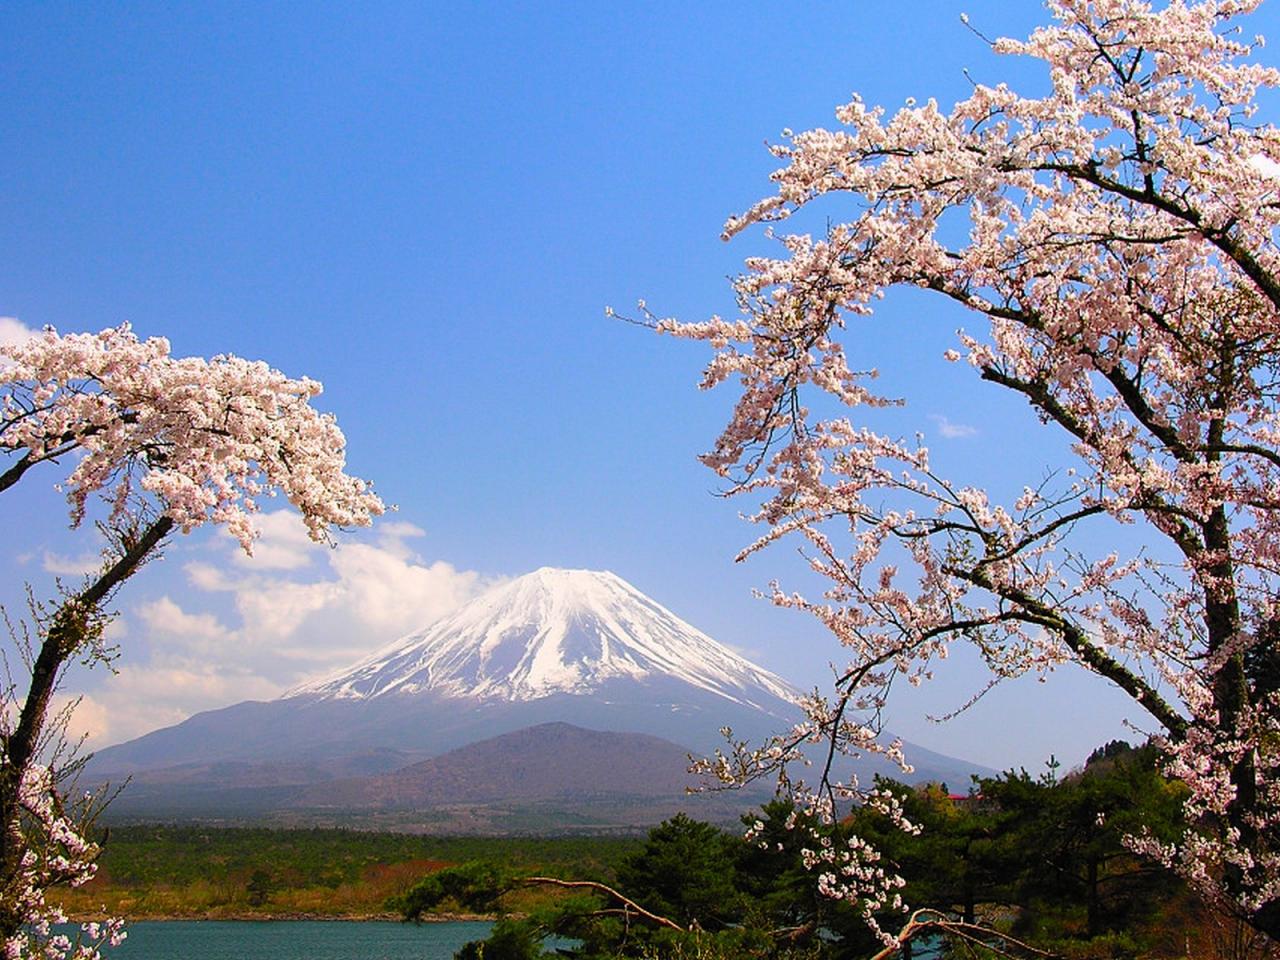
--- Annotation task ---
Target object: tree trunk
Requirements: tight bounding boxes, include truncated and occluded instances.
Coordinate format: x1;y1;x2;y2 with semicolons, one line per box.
0;516;172;939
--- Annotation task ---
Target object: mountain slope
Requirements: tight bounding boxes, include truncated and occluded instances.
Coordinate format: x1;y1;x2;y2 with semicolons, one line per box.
87;675;797;778
290;722;708;809
290;567;798;710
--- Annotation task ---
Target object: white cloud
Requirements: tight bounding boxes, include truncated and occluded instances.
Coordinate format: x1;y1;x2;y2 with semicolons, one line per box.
324;545;480;636
184;561;235;592
110;662;279;707
0;317;37;348
45;693;113;748
376;520;427;542
42;551;102;577
137;596;230;644
930;414;978;439
228;509;324;571
60;510;493;748
1250;153;1280;180
207;510;483;648
230;578;337;644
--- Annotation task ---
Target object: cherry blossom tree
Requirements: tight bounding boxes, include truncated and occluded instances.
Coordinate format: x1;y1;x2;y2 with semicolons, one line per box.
0;324;383;958
656;0;1280;945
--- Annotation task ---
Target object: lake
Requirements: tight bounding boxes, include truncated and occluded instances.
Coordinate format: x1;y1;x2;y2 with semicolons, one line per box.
84;918;939;959
97;920;493;960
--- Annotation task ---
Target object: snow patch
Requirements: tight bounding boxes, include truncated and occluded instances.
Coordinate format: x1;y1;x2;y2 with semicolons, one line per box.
287;567;800;708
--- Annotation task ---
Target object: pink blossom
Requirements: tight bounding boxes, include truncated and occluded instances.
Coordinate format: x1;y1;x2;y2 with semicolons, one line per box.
0;325;383;959
665;0;1280;939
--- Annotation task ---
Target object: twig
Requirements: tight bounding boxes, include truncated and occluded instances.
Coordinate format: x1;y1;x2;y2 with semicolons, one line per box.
522;877;685;932
869;909;1060;960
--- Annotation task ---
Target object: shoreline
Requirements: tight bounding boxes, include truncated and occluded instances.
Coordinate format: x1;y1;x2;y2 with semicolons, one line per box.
66;912;492;923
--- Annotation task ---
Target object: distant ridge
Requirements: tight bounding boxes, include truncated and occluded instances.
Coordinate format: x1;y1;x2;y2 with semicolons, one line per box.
290;722;712;809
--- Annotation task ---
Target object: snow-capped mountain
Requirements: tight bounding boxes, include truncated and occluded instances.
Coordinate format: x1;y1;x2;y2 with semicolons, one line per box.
290;567;799;709
89;567;807;788
87;566;994;823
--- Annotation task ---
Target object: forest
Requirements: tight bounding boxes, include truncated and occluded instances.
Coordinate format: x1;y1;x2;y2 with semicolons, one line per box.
395;743;1269;960
47;741;1275;957
49;829;638;920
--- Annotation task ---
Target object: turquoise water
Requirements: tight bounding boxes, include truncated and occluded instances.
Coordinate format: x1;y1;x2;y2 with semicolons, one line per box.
84;920;937;959
98;920;493;960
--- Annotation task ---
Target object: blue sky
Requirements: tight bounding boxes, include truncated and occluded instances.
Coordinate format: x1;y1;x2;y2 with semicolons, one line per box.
3;1;1274;772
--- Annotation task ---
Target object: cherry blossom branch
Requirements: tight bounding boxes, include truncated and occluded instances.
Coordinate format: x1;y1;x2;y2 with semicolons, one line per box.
660;0;1280;940
5;516;173;778
1030;158;1280;310
0;325;384;959
869;908;1058;960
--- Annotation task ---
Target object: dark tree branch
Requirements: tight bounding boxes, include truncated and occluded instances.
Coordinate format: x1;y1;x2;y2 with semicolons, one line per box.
522;877;685;931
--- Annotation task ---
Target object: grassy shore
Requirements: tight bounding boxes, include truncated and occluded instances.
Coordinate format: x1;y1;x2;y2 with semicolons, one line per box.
52;825;639;921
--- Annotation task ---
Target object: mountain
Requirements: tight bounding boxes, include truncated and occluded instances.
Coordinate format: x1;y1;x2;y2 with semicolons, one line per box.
281;722;784;833
289;567;798;709
88;568;994;823
91;569;802;777
292;722;704;808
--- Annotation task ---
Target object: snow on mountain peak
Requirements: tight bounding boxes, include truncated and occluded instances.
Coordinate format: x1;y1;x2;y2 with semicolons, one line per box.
288;567;800;708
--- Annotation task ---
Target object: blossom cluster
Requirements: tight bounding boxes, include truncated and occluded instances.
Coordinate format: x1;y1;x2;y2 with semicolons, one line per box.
0;324;384;552
1;764;125;960
0;325;386;956
666;0;1280;938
